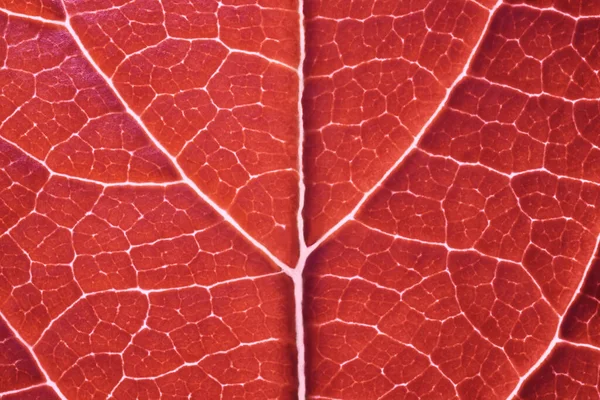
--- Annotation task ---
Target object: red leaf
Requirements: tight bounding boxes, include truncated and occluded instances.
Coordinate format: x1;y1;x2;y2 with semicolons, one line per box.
1;0;600;399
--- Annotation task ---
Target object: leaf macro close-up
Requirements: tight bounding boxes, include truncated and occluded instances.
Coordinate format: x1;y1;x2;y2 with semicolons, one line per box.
1;0;600;399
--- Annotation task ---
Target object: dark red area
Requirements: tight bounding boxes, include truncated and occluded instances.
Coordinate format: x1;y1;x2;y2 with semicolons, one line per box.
516;344;600;400
0;318;43;393
560;256;600;348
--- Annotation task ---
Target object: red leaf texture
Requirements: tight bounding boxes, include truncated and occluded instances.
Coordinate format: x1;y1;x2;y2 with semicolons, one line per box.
1;0;600;399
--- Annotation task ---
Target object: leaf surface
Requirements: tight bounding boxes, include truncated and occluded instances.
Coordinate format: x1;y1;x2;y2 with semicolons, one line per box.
1;0;600;399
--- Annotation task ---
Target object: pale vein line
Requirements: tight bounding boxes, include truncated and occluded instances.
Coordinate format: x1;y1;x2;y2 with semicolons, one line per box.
558;339;600;352
0;7;65;26
0;383;48;396
292;0;308;395
58;10;294;276
307;0;504;253
0;314;67;399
